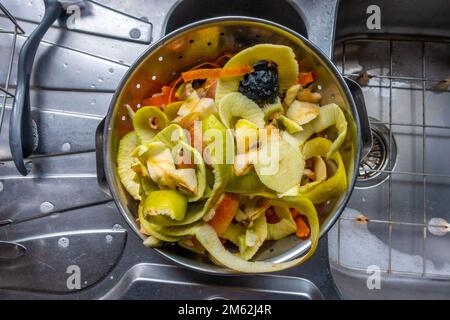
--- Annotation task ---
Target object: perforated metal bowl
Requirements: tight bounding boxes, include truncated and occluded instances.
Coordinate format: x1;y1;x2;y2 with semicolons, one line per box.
98;17;371;274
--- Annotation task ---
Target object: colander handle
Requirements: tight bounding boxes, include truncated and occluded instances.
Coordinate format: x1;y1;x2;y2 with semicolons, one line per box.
95;118;111;196
344;77;373;161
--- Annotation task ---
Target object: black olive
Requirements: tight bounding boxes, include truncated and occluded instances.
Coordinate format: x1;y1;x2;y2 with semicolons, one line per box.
238;60;279;105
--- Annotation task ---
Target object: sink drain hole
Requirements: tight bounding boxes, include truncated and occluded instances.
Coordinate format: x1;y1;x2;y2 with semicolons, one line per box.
356;120;397;188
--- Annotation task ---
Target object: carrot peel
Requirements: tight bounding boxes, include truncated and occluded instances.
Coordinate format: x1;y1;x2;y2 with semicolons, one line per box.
209;193;239;235
181;65;253;82
142;85;176;107
298;72;315;86
295;216;310;239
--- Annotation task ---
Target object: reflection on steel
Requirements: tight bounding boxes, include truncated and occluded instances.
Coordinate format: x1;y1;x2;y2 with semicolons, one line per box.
0;0;341;300
334;36;450;280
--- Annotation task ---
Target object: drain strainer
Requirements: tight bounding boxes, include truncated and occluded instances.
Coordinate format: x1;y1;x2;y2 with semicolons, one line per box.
356;120;397;188
359;130;387;179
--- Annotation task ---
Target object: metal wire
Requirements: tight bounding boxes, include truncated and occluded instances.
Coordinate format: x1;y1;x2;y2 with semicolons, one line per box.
0;2;25;34
337;36;450;279
387;39;393;274
421;41;427;276
0;4;23;137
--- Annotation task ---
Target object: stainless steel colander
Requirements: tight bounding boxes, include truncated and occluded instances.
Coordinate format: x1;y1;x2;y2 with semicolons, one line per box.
96;16;372;274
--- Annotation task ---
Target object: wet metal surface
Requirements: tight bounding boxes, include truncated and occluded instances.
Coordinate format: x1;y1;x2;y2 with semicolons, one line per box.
330;0;450;300
0;0;340;299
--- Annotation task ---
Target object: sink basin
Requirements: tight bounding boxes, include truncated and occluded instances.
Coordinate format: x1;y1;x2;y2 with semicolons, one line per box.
164;0;307;37
1;0;448;300
101;263;323;300
329;0;450;299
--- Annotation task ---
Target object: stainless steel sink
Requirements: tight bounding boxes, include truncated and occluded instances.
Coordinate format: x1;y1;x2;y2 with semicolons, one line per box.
101;263;323;300
0;0;449;300
329;0;450;299
0;0;339;300
164;0;308;36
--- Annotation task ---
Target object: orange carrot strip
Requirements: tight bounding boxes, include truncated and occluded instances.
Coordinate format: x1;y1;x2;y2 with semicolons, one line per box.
220;65;253;77
182;68;222;82
209;193;239;235
142;93;167;108
298;72;315;86
181;65;253;82
290;208;299;219
161;85;171;96
167;61;225;103
295;216;311;239
162;85;177;104
142;84;177;107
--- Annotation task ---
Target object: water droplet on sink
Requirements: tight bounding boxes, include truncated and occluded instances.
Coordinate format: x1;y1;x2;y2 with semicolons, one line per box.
58;237;70;248
105;235;113;243
90;99;96;106
129;28;141;39
0;181;3;193
113;224;123;230
108;68;114;74
63;62;68;68
98;77;104;83
61;142;71;152
40;201;54;213
428;218;449;236
90;84;96;89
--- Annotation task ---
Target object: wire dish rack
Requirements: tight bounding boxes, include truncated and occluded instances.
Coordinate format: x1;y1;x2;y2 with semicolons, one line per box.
0;3;23;141
330;36;450;280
